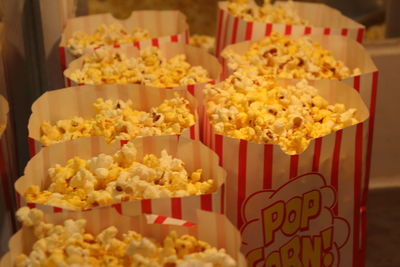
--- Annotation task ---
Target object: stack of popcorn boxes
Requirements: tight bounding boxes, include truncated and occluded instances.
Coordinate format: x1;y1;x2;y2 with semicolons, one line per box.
1;1;379;267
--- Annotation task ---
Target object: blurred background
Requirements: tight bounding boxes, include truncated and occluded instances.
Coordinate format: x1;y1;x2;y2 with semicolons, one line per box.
0;0;399;266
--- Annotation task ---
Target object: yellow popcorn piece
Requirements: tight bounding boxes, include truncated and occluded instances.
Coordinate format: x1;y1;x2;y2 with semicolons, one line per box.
15;208;237;267
24;142;216;210
227;0;308;25
189;34;215;54
205;69;359;155
222;32;361;80
66;23;150;56
69;46;211;86
40;95;195;146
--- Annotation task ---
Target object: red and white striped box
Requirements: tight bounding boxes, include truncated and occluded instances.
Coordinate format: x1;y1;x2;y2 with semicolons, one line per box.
27;84;200;158
16;135;225;222
221;34;379;213
0;209;246;266
64;42;222;134
59;10;190;71
0;95;18;235
203;79;370;266
215;1;365;57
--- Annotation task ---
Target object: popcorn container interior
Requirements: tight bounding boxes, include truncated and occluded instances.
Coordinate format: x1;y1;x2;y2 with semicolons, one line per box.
215;0;365;57
0;208;247;266
27;84;200;157
59;10;190;70
16;135;226;221
203;78;370;266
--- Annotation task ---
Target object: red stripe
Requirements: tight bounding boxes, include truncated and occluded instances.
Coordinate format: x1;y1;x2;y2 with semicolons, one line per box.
170;35;178;43
363;71;378;205
245;22;253;40
359;206;367;267
120;140;128;146
154;216;167;224
215;9;225;57
323;28;331;35
133;42;141;49
341;28;348;36
284;25;292;35
0;143;17;231
231;17;239;44
265;24;273;36
200;194;212;211
263;145;273;189
289;155;299;179
312;138;322;172
59;47;67;72
357;28;365;43
151;38;159;47
331;130;343;215
53;207;63;213
304;26;312;35
67;79;71;87
27;203;36;209
215;135;223;165
185;30;189;44
354;76;361;92
353;123;363;267
141;199;152;213
190;125;195;140
171;198;182;219
112;203;122;214
237;140;247;228
183;221;195;227
187;84;195;95
113;44;121;48
28;138;36;158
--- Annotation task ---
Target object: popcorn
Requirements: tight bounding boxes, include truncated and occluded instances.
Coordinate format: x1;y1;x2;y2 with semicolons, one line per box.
24;142;216;210
40;95;195;146
222;32;361;80
66;23;150;56
227;0;308;25
205;69;359;154
189;34;215;54
69;46;211;86
15;208;237;267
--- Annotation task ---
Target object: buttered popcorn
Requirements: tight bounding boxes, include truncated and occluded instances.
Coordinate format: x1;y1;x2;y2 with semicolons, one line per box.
24;142;216;209
15;207;237;267
69;46;211;86
190;34;215;54
227;0;308;25
205;68;359;154
40;95;195;146
222;32;361;80
66;23;150;56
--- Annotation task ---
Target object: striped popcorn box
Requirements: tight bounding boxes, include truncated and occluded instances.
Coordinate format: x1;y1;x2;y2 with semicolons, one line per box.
0;209;246;266
16;135;225;223
203;79;370;266
64;42;222;136
215;1;365;57
221;34;379;212
0;95;18;252
60;10;190;71
27;84;199;158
